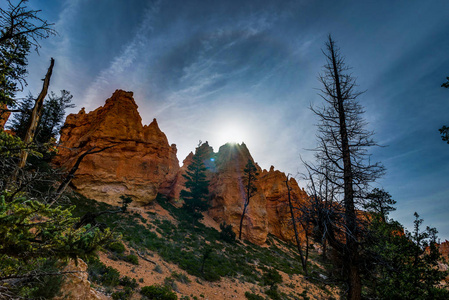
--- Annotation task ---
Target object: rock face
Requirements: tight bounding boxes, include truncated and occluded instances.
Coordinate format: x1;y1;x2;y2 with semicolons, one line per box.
55;259;109;300
439;240;449;259
54;90;309;245
207;143;268;245
260;166;309;242
53;90;179;205
175;143;307;245
0;103;10;129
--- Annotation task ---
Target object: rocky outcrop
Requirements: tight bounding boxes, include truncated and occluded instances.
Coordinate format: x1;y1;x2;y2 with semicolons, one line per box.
207;143;268;245
0;103;10;129
53;90;179;205
55;259;109;300
260;166;309;242
175;143;307;245
439;240;449;259
54;90;309;245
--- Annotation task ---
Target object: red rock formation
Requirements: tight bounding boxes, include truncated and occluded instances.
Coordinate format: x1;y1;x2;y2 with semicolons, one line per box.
55;259;109;300
439;240;449;260
260;166;309;242
207;143;268;245
53;90;179;205
175;143;309;245
0;103;10;129
54;90;310;245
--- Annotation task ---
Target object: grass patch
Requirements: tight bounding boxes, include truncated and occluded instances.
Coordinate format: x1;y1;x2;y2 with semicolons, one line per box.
69;194;310;286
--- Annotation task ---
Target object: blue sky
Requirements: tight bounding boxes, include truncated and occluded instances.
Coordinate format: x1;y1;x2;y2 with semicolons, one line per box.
11;0;449;240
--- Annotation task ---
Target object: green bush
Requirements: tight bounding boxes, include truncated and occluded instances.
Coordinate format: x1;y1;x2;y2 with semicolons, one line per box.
140;284;178;299
102;266;121;286
219;222;236;243
261;268;282;289
170;271;191;284
120;276;138;288
244;291;265;300
87;258;121;287
112;287;133;300
265;286;282;300
107;241;126;254
154;264;163;274
124;254;139;265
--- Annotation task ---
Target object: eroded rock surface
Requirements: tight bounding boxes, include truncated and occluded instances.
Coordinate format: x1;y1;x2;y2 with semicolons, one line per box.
207;143;268;245
53;90;179;205
54;90;309;245
0;103;10;129
176;143;307;245
55;259;109;300
260;166;309;242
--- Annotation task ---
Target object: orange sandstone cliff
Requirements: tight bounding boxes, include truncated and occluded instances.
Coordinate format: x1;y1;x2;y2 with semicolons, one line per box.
0;103;10;129
174;142;308;245
55;90;309;245
53;90;179;205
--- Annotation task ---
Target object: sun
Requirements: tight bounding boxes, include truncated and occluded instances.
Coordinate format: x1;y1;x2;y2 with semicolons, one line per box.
215;123;248;146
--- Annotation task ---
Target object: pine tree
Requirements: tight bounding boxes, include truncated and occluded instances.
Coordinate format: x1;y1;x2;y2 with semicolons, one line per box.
239;159;258;240
366;211;449;299
181;142;210;222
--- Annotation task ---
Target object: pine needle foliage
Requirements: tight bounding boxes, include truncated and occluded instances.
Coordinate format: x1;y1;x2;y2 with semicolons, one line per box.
181;142;210;221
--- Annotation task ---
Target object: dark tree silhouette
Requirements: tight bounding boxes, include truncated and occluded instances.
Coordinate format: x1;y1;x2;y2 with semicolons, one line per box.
0;0;56;105
238;159;258;240
181;142;210;222
307;35;384;300
9;90;74;144
285;175;308;275
439;77;449;143
364;188;396;223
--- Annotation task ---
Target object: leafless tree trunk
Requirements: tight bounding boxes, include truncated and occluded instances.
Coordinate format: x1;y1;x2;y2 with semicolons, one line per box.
51;145;115;204
285;175;308;275
306;35;384;300
17;58;54;169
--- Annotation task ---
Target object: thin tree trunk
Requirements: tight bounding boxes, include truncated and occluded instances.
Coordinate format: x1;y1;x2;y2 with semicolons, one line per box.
17;58;54;169
328;37;361;300
239;166;253;240
239;201;249;240
286;176;308;275
51;145;114;205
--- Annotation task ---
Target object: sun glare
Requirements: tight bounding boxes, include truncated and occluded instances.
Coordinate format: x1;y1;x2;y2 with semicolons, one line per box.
216;123;247;146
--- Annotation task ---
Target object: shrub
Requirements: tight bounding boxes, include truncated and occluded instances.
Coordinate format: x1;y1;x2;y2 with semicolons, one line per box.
124;254;139;265
154;264;163;274
112;287;133;300
87;258;121;287
170;271;191;284
164;276;179;292
140;284;178;300
261;268;282;289
245;291;265;300
120;276;138;288
219;222;236;243
265;287;282;300
102;266;121;286
107;241;126;254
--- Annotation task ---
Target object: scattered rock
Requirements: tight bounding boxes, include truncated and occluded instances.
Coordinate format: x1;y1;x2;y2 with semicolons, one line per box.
55;259;109;300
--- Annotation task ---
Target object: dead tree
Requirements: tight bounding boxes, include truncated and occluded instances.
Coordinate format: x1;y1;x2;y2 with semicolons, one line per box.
51;145;115;204
0;0;56;49
17;57;54;169
285;175;308;275
307;35;384;300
